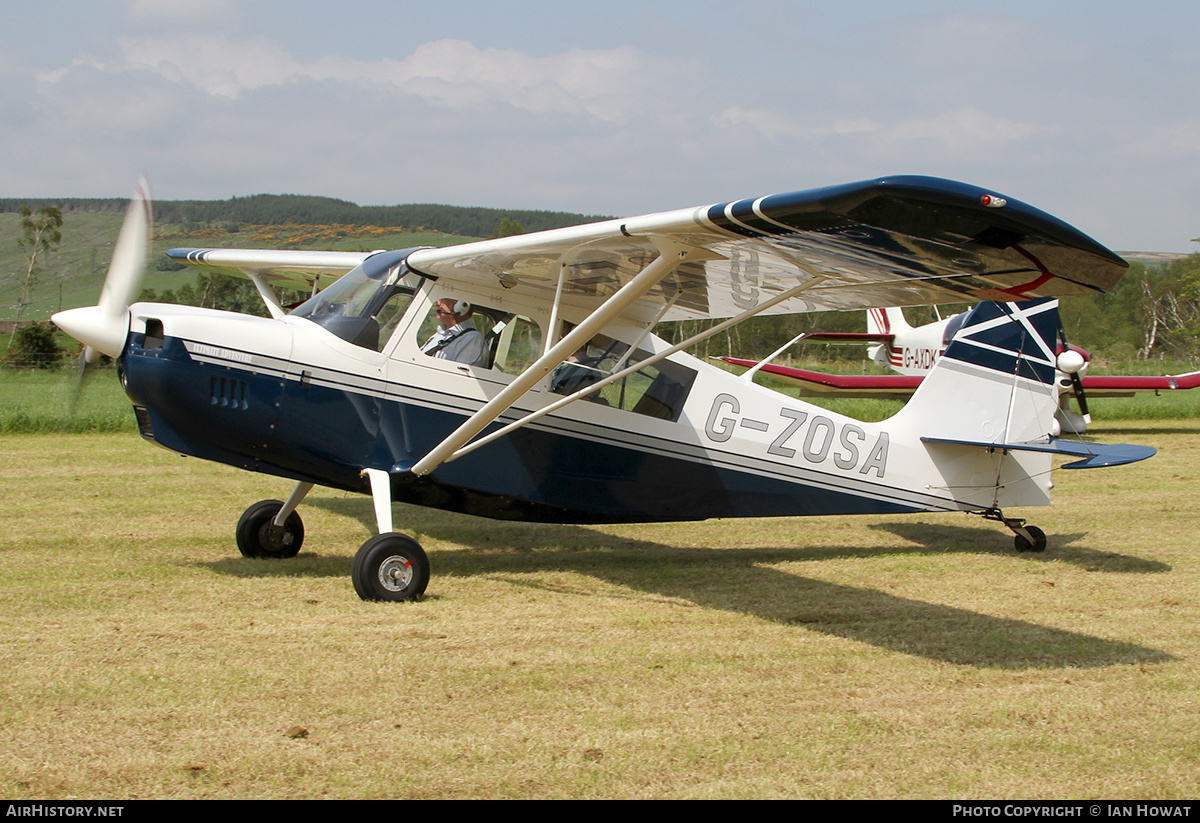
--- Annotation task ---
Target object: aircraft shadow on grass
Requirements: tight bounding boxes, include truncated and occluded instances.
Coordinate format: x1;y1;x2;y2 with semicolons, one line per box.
869;522;1171;574
203;497;1175;670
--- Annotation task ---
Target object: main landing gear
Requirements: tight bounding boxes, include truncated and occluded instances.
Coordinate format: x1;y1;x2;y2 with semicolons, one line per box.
235;473;430;602
352;533;430;602
977;509;1048;553
236;499;305;558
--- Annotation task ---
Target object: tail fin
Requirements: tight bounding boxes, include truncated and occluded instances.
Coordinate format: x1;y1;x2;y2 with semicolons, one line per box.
867;306;910;336
895;299;1060;444
885;299;1061;509
867;307;909;367
884;299;1154;511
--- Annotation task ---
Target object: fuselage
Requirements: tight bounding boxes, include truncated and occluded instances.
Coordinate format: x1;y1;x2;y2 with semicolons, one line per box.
118;268;1046;524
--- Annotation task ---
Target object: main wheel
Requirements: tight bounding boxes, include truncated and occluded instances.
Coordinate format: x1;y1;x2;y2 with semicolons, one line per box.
352;533;429;602
236;499;304;558
1014;525;1047;553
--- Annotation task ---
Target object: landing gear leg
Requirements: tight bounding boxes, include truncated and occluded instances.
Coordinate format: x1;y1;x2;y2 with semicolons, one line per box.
976;508;1048;553
352;468;429;601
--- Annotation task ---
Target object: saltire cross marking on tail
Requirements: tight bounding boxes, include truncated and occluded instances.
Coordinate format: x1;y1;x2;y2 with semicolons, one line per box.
940;298;1058;385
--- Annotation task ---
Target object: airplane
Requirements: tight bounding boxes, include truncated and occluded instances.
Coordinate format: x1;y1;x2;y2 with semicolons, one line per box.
52;174;1156;602
721;304;1200;434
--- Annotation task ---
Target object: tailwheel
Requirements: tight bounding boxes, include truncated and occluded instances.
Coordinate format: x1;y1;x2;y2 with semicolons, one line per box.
352;533;429;602
974;509;1049;554
1013;525;1048;554
236;499;304;558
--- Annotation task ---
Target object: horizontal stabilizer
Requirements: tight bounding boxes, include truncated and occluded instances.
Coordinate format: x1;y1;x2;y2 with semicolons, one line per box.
922;436;1156;469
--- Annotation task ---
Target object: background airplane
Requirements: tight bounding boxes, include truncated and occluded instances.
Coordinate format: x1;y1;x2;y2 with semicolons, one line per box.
722;305;1200;433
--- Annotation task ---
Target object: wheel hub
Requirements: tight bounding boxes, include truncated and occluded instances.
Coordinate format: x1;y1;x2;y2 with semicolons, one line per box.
259;523;294;551
378;556;413;592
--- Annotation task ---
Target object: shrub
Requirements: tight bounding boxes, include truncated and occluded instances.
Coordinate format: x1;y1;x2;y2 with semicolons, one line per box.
4;322;64;370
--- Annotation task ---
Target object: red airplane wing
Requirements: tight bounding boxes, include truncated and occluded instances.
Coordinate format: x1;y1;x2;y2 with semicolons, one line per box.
1080;371;1200;398
723;357;1200;401
720;357;922;399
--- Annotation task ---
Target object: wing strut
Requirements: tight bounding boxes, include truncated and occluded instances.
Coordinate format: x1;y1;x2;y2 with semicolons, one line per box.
246;270;286;319
407;237;721;477
739;330;816;383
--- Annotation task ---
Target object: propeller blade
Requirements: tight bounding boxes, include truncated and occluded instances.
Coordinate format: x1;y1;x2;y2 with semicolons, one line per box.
98;174;152;322
1072;371;1091;422
1056;317;1092;425
53;176;153;359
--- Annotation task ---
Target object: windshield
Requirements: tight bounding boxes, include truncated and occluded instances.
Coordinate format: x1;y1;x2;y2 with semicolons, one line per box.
290;249;428;350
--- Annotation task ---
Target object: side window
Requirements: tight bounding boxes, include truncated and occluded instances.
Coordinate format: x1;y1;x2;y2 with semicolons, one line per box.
550;330;696;421
371;292;415;352
488;313;542;375
417;297;542;374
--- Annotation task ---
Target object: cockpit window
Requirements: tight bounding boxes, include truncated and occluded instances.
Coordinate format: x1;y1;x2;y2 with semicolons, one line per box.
942;312;968;347
416;298;543;374
290;250;427;351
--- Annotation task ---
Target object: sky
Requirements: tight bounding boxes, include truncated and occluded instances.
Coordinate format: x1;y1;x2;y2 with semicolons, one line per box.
2;0;1198;253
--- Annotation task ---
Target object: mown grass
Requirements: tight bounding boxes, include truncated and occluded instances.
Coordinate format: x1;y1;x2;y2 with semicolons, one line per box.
1;422;1198;799
0;368;135;433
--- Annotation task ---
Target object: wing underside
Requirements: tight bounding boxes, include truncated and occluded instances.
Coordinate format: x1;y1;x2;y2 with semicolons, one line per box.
168;176;1127;324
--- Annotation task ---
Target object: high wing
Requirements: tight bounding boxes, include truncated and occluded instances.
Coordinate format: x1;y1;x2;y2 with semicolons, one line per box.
166;248;371;319
167;248;370;290
168;175;1127;325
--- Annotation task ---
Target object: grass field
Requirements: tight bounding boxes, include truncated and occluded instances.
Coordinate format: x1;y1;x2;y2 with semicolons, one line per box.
1;420;1198;799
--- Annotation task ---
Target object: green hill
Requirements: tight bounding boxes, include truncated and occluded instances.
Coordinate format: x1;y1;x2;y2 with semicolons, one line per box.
0;195;610;322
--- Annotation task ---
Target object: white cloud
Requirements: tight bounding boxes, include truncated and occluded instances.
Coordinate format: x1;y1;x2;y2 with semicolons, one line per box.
7;3;1200;251
92;35;655;125
120;36;301;97
1147;120;1200;154
815;118;881;137
713;106;801;141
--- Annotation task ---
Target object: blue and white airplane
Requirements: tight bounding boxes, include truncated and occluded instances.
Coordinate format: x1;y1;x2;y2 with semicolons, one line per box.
53;176;1154;601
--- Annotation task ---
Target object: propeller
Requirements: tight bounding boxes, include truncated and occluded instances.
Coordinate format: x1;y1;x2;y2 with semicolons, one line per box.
53;175;153;362
1055;317;1091;427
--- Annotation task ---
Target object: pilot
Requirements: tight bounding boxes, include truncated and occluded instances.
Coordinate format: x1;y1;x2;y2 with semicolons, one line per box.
420;298;488;367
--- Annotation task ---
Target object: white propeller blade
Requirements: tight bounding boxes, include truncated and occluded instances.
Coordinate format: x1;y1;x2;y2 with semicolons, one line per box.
54;175;153;360
99;175;152;322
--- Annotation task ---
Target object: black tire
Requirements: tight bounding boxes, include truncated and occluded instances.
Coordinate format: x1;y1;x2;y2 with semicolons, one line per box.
352;533;429;602
236;499;304;558
1014;525;1047;553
